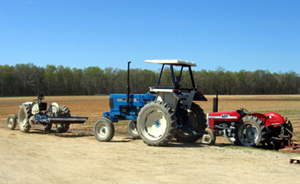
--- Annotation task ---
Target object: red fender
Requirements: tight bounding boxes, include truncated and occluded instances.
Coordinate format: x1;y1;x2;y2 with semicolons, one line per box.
264;112;285;127
248;112;285;127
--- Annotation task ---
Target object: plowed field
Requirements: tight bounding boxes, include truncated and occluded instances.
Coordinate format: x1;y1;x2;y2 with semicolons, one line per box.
1;95;300;183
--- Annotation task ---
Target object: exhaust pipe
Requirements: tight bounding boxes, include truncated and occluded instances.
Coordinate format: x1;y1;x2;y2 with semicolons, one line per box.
213;91;219;112
127;61;131;107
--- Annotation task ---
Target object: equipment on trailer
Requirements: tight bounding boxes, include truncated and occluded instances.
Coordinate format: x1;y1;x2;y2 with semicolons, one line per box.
202;95;295;150
93;60;207;146
7;93;88;133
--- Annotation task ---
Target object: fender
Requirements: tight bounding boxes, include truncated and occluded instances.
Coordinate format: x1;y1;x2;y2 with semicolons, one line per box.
264;112;285;127
249;112;285;127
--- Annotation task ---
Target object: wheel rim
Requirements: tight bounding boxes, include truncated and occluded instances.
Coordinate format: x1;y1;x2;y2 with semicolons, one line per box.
96;123;109;138
238;122;259;146
140;107;167;141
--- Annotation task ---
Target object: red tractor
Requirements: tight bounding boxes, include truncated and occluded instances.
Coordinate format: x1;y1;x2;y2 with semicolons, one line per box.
201;96;295;150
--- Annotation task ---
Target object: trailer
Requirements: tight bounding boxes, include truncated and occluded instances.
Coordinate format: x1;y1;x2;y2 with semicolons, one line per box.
7;93;88;133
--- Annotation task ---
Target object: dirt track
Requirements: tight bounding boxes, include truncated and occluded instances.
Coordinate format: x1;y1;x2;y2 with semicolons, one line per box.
1;95;300;183
0;125;299;184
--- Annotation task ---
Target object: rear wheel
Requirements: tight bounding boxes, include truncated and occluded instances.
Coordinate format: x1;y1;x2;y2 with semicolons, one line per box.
93;118;115;142
7;114;17;130
127;120;140;139
137;101;176;146
174;103;207;143
235;116;267;147
18;104;31;133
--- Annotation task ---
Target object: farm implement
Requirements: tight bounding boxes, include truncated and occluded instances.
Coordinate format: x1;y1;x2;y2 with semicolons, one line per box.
7;93;88;133
202;94;298;151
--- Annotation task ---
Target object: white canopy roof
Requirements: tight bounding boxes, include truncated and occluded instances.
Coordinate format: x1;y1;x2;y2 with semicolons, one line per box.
144;59;196;66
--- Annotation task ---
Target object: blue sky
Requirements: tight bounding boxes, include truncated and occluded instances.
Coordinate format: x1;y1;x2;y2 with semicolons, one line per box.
0;0;299;74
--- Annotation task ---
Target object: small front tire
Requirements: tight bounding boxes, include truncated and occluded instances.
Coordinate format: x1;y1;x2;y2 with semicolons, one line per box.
7;114;17;130
93;118;115;142
201;128;216;145
127;120;140;139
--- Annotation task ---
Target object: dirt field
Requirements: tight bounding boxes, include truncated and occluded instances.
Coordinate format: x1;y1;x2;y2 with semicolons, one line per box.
1;95;300;183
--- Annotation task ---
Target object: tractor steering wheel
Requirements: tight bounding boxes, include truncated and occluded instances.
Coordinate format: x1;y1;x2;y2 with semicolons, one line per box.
240;108;250;115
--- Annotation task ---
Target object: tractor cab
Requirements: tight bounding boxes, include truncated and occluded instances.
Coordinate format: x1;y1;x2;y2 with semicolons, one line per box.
145;59;207;110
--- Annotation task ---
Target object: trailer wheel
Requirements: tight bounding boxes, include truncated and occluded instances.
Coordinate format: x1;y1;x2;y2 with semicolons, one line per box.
201;128;216;145
56;123;70;133
174;103;207;143
7;114;17;130
44;123;52;131
137;101;176;146
93;118;115;142
18;104;31;133
127;120;140;139
235;116;267;147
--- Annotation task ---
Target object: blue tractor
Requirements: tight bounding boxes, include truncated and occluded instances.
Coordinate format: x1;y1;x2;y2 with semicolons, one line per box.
93;60;207;146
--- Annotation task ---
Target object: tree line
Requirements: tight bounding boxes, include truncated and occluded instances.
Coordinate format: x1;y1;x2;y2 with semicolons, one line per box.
0;63;299;97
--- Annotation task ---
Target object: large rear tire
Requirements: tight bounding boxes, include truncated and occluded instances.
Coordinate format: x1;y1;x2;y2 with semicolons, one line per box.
235;116;267;147
18;104;31;133
174;103;207;143
7;114;17;130
93;118;115;142
127;120;140;139
137;101;176;146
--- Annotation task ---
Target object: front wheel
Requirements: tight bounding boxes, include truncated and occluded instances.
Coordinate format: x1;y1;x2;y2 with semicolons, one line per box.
7;114;17;130
235;116;267;147
127;120;140;139
201;128;216;145
93;118;115;142
137;101;176;146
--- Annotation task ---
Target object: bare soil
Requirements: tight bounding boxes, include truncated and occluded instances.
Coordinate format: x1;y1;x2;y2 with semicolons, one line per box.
0;95;300;183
